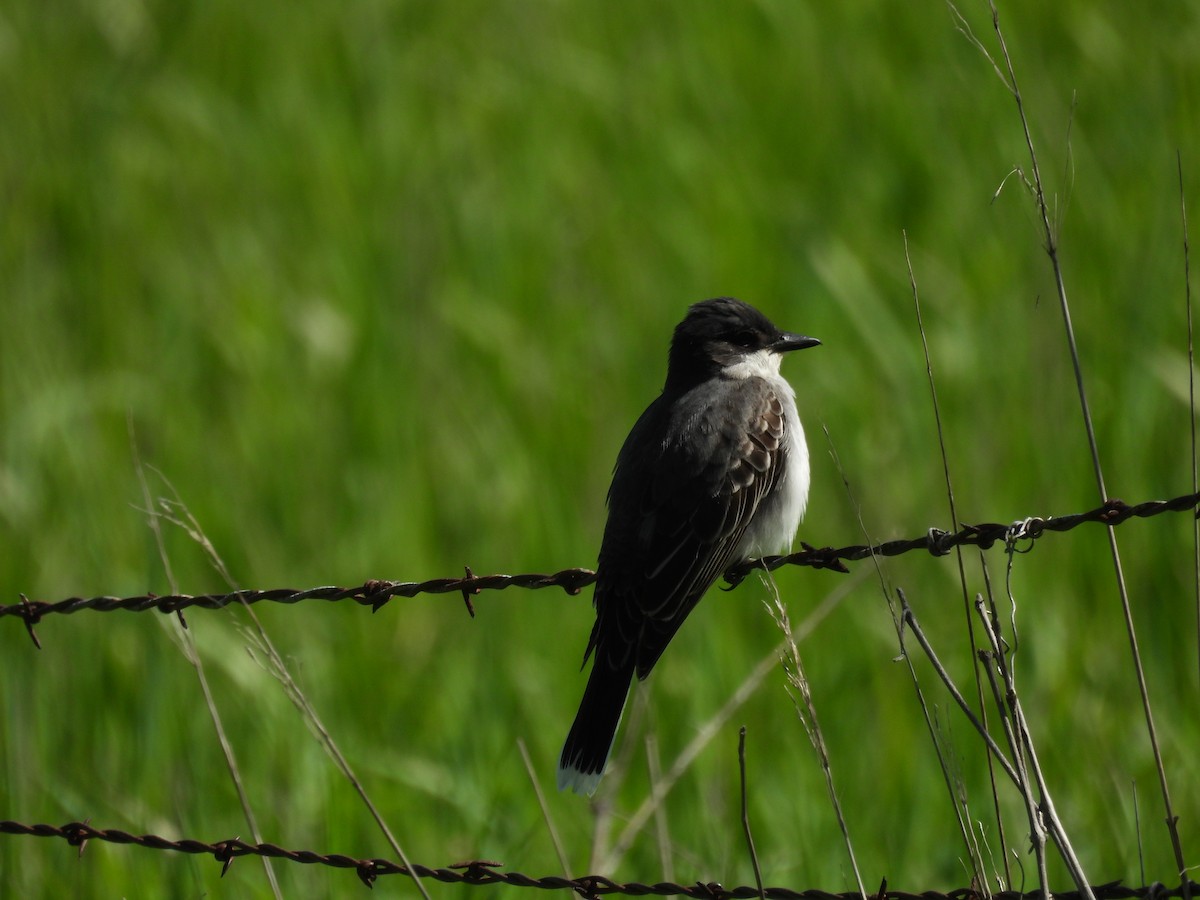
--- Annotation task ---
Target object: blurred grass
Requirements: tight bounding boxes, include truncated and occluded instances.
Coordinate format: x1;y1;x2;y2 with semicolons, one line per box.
2;0;1199;895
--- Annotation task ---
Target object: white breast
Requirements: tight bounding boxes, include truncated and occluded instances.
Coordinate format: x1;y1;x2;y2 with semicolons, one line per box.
728;350;810;559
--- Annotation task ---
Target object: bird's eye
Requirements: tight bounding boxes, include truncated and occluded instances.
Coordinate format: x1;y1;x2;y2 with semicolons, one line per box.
732;329;757;347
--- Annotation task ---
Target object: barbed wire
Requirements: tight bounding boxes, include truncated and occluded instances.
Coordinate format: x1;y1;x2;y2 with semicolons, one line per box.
5;498;1198;891
3;492;1198;649
0;820;1193;898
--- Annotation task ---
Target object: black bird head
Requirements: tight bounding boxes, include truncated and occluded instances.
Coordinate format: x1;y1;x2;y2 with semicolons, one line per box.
665;297;820;390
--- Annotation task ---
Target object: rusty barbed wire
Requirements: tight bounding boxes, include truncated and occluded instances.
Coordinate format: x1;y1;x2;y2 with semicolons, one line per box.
3;492;1198;646
0;820;1193;898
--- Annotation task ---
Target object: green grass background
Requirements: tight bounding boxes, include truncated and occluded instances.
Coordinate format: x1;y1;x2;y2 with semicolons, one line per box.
3;1;1199;896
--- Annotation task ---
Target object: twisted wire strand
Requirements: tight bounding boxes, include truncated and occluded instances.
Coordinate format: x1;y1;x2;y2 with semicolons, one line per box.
4;497;1197;890
0;820;1192;898
3;493;1197;639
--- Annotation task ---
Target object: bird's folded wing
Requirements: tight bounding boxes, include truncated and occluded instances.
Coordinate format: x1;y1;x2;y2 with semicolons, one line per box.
623;377;790;676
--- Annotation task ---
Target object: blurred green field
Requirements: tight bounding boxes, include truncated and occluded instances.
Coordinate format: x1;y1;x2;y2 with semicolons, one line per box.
3;1;1199;896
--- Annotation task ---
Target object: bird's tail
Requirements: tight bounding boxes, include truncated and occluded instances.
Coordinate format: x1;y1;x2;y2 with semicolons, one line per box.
557;656;634;795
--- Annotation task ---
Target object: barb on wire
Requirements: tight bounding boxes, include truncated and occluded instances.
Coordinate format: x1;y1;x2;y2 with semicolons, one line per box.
1;820;1196;899
3;492;1198;638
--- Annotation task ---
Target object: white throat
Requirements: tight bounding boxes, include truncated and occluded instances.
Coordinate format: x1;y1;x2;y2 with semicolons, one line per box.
723;348;784;381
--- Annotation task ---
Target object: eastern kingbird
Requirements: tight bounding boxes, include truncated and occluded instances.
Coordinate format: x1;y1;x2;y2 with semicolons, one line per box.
557;297;820;795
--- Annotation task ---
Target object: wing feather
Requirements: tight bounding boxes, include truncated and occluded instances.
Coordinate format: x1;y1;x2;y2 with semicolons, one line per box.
586;376;790;680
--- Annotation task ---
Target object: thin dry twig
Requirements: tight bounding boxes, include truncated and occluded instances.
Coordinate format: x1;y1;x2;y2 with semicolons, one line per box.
601;575;859;874
135;473;430;900
974;631;1049;900
738;727;766;900
1180;149;1200;694
822;418;997;893
129;433;282;900
981;0;1188;888
589;685;651;870
767;576;867;900
899;591;1018;784
904;230;1003;889
904;584;1090;898
644;735;675;884
1134;780;1145;889
517;738;571;879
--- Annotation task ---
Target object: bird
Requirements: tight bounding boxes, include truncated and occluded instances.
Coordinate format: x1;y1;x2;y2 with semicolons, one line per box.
557;297;820;795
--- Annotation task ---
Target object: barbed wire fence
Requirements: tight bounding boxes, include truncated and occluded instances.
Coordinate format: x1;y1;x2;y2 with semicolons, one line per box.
4;492;1198;641
1;820;1197;898
3;490;1199;894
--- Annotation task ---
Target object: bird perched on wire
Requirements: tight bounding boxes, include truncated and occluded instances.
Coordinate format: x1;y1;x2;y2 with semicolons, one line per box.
558;297;821;795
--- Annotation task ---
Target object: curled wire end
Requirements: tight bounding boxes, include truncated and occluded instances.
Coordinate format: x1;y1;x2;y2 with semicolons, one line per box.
1005;517;1045;554
925;528;951;557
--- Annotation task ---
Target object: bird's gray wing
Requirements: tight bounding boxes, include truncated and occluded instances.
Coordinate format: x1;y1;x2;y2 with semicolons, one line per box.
592;376;790;680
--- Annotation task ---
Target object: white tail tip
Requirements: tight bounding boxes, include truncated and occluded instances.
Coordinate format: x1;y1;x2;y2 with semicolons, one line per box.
556;763;602;796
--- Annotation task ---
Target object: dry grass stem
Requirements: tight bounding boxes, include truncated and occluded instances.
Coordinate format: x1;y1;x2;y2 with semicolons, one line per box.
981;0;1188;887
1179;150;1200;696
899;591;1017;783
738;728;766;900
824;419;993;887
947;0;1189;888
767;578;867;900
904;229;1005;888
974;607;1050;900
130;429;283;899
905;586;1090;897
644;735;675;883
518;738;571;878
976;559;1092;897
601;575;856;872
131;459;429;900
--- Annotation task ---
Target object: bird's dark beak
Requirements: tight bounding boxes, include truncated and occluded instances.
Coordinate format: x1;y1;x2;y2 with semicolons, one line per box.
772;332;821;353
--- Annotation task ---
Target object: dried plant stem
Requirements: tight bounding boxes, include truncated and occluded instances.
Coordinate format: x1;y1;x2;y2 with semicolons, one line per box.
899;591;1017;783
644;735;674;883
903;584;1093;898
739;728;766;900
601;575;858;872
826;418;990;889
241;619;430;899
975;643;1049;900
975;591;1092;897
602;647;780;872
904;230;1006;889
130;426;283;900
1179;150;1200;696
985;1;1188;887
135;467;429;900
518;738;571;878
769;581;867;900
